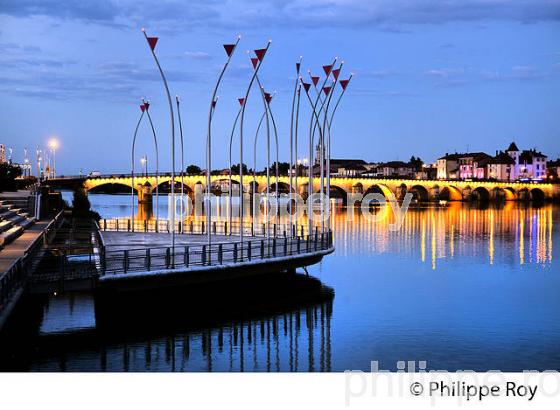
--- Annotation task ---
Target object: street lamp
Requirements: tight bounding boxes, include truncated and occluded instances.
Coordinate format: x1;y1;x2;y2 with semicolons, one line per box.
49;138;58;178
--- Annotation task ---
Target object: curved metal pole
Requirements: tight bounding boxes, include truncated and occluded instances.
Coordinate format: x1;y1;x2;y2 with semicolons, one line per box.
262;87;280;229
145;105;160;226
289;57;302;231
306;59;336;234
294;84;301;216
300;77;326;236
131;109;145;231
228;105;243;235
207;36;240;248
142;28;176;263
176;96;185;226
239;40;271;249
326;73;352;231
252;111;266;227
255;77;272;239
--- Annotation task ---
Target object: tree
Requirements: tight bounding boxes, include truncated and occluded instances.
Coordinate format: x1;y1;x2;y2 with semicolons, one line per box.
0;162;22;192
410;156;423;170
269;162;290;175
186;164;202;174
230;163;248;174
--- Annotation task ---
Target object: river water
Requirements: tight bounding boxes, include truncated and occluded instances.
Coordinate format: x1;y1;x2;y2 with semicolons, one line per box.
1;193;559;372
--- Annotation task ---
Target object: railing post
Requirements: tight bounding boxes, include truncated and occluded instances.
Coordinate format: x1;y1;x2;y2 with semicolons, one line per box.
184;246;189;267
273;224;277;238
272;238;276;257
103;218;107;231
218;244;223;264
233;243;238;263
321;232;325;249
190;221;193;234
251;222;254;236
146;248;151;270
262;223;265;236
247;241;252;261
283;237;287;256
202;245;207;265
260;240;265;259
123;250;128;273
300;225;304;238
178;221;182;234
166;220;170;233
144;220;148;232
213;221;216;234
202;221;205;234
224;221;228;235
297;237;301;253
127;219;131;232
306;235;310;252
100;245;106;275
116;219;119;232
166;247;171;268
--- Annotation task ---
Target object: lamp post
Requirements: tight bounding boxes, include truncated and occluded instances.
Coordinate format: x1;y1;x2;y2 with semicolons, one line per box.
206;36;240;249
142;28;176;265
48;138;58;178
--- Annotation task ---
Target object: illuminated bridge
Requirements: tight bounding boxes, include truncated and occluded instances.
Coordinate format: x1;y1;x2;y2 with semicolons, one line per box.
45;173;558;204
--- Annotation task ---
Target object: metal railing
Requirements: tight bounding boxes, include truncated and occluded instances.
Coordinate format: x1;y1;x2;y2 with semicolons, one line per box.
100;217;316;238
101;230;333;276
0;211;64;311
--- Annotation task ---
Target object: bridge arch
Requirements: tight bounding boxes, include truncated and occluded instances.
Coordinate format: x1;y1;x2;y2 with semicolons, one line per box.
329;185;348;205
364;183;393;199
471;186;490;202
439;186;462;201
408;185;430;202
530;187;545;203
270;181;294;194
156;179;193;194
352;182;363;194
491;187;516;201
87;182;134;194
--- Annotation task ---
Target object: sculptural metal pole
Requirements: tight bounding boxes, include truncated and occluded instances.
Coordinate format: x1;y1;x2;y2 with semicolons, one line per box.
176;96;185;225
144;101;160;227
142;28;176;265
239;41;271;250
131;104;146;231
207;36;240;247
289;57;302;232
228;100;244;235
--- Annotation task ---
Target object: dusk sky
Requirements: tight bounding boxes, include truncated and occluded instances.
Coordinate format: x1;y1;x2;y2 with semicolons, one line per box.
1;0;559;174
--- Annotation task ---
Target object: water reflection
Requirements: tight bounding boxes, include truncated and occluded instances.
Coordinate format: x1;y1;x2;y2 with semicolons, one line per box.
329;202;554;269
1;274;334;372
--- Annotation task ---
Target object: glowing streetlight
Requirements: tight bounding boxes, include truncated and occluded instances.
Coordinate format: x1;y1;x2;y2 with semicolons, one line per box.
49;138;58;178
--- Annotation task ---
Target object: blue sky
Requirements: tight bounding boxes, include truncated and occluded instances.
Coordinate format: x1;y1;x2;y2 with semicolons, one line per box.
1;0;559;174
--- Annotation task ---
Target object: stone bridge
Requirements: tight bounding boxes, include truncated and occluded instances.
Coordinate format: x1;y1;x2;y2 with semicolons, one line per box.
49;173;558;204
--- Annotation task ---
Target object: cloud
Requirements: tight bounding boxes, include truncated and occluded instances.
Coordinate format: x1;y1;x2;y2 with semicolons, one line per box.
481;65;550;81
184;51;212;60
1;0;559;30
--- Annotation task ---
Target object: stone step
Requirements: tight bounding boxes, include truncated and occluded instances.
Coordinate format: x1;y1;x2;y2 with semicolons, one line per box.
0;225;24;248
0;219;13;234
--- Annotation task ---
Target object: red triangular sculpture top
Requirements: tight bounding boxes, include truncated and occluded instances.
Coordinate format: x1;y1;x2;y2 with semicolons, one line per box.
264;92;272;103
140;104;146;112
332;68;341;80
147;37;158;51
251;58;259;69
322;86;331;96
223;44;235;57
302;82;311;92
322;64;333;76
254;48;267;61
296;62;301;73
238;98;245;106
339;79;350;90
311;76;319;86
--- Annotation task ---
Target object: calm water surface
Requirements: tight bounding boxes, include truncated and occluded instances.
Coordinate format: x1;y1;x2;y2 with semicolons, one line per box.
2;193;559;372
